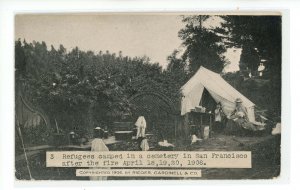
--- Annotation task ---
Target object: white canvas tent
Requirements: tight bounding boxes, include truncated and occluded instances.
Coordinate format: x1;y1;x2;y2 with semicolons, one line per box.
181;66;256;122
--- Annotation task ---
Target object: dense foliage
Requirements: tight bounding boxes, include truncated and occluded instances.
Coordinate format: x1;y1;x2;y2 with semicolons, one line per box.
15;40;185;133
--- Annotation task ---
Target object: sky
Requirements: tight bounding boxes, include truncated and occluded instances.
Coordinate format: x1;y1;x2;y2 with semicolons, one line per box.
15;14;239;72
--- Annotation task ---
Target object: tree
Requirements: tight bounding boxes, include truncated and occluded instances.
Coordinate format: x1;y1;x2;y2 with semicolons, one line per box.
165;50;188;86
239;42;260;75
217;16;282;114
178;15;227;74
15;39;26;79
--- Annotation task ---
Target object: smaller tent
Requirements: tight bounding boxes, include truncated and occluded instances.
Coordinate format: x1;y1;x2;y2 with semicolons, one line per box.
181;66;256;122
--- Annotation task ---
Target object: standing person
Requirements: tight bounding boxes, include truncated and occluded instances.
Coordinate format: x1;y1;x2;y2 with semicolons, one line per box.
140;137;150;151
213;102;224;132
258;63;265;77
135;116;147;150
89;127;109;180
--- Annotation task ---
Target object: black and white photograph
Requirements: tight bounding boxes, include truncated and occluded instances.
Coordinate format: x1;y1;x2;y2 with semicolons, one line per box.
14;13;282;180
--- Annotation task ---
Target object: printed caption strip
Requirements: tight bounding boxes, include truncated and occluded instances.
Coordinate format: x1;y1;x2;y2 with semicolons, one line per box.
47;151;251;177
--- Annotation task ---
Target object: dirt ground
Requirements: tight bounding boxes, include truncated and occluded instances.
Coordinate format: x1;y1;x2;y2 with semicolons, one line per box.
15;133;280;180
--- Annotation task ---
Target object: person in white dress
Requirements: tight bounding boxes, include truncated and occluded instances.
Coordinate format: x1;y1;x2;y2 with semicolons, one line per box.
213;102;225;132
135;116;147;150
89;127;109;180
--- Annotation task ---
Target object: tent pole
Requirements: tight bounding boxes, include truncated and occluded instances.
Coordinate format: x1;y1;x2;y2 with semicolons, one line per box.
55;118;59;133
174;116;177;145
17;126;33;180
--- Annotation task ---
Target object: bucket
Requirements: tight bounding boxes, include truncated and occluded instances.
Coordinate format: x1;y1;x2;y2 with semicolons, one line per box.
203;126;210;140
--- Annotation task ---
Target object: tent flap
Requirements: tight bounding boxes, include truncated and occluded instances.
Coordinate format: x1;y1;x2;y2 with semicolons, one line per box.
181;84;204;115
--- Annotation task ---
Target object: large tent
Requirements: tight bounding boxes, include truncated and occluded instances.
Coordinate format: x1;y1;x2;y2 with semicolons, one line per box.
181;66;256;122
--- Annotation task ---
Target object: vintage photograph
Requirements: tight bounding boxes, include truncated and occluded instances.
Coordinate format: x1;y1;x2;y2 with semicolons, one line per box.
15;13;281;180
